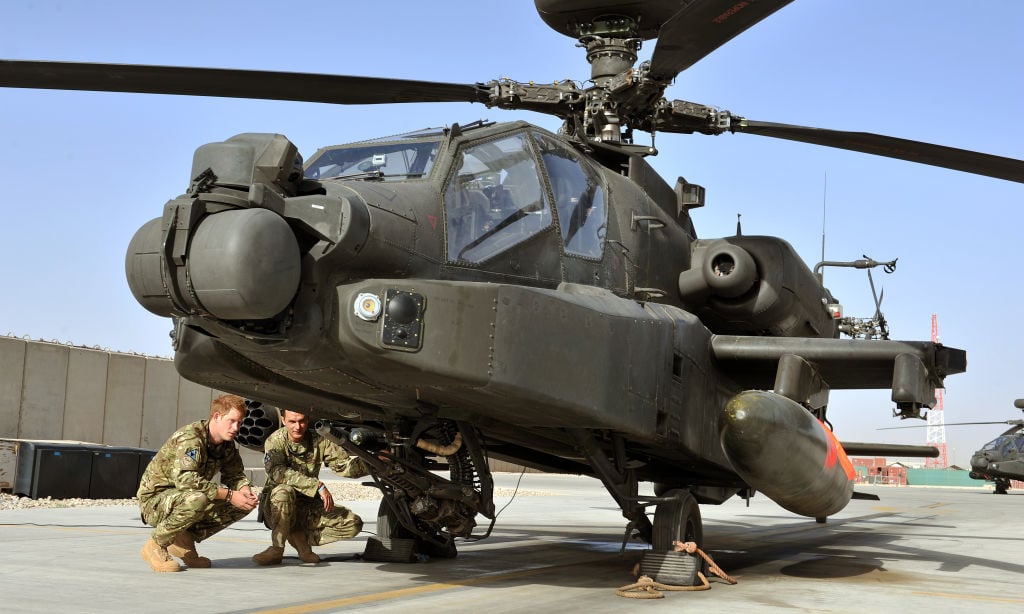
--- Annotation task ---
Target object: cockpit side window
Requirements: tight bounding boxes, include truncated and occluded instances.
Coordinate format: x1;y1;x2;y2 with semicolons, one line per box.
533;134;607;259
304;139;439;181
444;133;552;264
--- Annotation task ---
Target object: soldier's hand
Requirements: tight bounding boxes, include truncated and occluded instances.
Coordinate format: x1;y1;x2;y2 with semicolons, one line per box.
318;483;335;513
240;488;258;509
228;489;258;512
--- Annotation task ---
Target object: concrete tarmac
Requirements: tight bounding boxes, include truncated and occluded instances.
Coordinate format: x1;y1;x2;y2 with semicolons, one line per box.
0;473;1021;613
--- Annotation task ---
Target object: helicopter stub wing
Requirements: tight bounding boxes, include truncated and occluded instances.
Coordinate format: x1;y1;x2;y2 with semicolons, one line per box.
710;335;966;413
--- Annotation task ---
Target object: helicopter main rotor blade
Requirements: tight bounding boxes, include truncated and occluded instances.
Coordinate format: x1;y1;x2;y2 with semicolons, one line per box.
879;420;1024;430
735;119;1024;183
0;60;490;106
648;0;794;81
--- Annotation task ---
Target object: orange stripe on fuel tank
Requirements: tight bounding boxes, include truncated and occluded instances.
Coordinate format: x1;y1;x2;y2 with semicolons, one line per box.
818;420;857;480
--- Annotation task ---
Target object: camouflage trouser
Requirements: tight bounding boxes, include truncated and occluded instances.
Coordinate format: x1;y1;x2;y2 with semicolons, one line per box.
260;484;363;548
140;489;252;546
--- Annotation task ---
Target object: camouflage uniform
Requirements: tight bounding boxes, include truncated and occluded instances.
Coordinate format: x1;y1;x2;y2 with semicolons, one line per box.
138;420;253;546
260;427;368;548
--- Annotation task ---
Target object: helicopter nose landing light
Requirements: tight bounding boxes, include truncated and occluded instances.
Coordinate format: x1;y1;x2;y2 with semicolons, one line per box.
354;293;383;321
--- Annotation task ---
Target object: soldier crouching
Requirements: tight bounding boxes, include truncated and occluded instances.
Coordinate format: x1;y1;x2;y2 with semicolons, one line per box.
253;408;368;565
137;394;258;572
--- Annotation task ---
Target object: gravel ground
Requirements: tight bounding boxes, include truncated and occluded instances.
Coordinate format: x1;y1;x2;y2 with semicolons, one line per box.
0;481;546;510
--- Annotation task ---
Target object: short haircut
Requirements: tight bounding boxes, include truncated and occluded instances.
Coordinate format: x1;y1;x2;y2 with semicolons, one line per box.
282;408;309;418
210;394;246;420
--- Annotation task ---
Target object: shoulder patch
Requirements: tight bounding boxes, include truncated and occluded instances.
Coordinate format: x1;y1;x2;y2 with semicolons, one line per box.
182;448;200;470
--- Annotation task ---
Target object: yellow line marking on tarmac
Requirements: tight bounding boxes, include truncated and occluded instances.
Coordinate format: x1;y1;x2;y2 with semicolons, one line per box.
911;591;1024;604
0;524;139;535
249;562;586;613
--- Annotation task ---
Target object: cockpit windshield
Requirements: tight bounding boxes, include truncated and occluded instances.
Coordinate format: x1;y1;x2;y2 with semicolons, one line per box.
982;434;1024;453
444;132;552;263
304;128;443;181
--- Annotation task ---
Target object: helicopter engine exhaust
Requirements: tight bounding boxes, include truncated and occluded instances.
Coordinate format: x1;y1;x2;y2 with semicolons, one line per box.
678;236;838;337
719;390;855;518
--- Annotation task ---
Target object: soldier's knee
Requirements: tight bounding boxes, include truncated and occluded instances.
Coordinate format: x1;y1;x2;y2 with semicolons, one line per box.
352;514;363;535
181;491;209;510
269;485;297;506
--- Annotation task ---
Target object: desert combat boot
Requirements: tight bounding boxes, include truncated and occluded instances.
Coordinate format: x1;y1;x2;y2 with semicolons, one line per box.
167;531;212;568
289;530;321;564
252;545;285;566
141;538;182;572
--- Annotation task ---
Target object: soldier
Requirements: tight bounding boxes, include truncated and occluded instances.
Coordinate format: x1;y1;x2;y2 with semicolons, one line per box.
138;394;259;572
252;408;368;565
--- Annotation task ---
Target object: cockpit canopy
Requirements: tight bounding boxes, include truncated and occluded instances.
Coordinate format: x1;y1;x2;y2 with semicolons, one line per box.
982;433;1024;454
303;123;609;267
304;127;444;181
444;129;607;264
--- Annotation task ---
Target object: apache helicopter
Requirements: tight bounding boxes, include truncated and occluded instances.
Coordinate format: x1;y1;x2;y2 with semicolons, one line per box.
885;399;1024;495
968;402;1024;494
2;0;1021;562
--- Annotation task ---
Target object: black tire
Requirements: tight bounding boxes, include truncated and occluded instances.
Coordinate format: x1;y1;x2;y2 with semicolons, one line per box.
651;488;703;551
372;498;458;560
376;499;413;540
363;499;418;563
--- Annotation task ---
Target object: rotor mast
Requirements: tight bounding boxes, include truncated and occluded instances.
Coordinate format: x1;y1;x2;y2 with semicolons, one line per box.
574;15;643;143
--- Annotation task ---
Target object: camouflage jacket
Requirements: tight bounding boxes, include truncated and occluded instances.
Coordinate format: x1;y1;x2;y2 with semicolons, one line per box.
137;419;251;503
263;427;368;498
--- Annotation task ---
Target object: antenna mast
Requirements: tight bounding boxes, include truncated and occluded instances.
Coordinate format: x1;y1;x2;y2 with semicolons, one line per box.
925;313;949;468
819;173;827;280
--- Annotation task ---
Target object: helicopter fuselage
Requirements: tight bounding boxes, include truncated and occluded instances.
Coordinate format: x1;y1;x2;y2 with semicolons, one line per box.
125;119;965;539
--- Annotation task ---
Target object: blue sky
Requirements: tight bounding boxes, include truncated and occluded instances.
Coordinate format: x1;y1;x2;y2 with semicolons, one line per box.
1;1;1022;467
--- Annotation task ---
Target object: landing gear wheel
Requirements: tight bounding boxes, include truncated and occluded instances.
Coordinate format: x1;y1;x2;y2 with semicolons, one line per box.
364;499;459;561
646;489;704;585
994;478;1010;494
652;488;703;550
363;499;417;563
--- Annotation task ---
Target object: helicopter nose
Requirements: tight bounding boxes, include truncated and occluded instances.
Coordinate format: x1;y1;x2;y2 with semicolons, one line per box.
126;207;301;320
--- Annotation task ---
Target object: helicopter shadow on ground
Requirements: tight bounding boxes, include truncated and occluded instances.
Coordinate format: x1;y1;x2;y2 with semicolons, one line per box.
703;508;1024;581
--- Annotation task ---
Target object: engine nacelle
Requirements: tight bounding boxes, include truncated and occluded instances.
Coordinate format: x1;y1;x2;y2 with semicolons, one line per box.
678;236;837;338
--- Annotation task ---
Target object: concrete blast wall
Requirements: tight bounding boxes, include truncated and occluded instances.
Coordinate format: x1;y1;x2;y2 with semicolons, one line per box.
0;336;219;450
0;336;531;473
